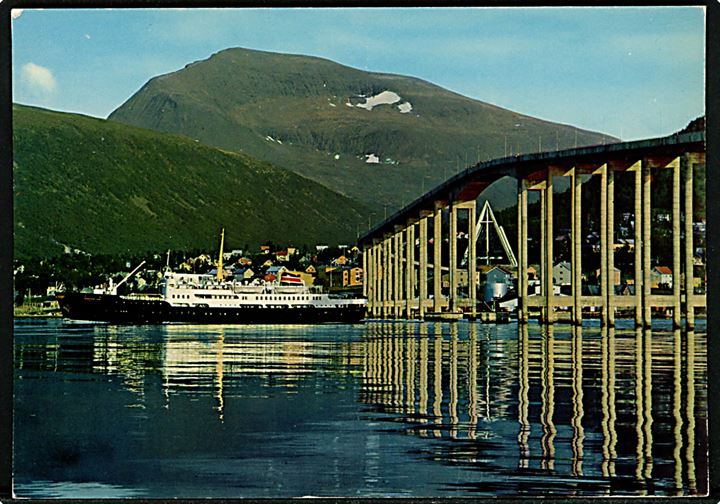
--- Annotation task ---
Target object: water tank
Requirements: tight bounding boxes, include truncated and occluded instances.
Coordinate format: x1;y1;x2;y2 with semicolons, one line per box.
484;282;508;302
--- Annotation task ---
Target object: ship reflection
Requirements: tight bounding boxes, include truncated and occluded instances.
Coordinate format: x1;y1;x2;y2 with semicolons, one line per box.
358;322;706;496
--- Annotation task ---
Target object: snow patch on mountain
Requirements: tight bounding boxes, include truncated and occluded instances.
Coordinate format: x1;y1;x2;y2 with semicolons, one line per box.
356;91;401;111
352;91;414;115
398;102;413;113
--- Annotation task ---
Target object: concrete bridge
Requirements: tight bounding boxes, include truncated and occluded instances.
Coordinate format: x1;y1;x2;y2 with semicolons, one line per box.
358;131;706;328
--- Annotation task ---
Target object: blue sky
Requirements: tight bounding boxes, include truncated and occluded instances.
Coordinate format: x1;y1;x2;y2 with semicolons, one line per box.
11;7;705;140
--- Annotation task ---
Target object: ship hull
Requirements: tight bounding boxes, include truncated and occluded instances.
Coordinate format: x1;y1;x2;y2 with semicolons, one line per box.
56;292;365;324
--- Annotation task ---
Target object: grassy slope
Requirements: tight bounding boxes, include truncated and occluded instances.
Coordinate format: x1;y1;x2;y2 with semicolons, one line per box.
109;47;617;213
13;104;370;259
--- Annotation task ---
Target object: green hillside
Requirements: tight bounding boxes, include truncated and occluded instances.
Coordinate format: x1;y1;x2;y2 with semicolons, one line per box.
13;104;370;259
109;47;617;214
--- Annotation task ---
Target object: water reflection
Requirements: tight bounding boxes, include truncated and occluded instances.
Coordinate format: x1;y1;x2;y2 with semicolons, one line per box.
355;322;707;495
14;319;707;497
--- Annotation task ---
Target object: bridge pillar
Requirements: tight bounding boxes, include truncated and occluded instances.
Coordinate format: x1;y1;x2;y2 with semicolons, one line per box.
642;161;652;328
607;166;615;326
370;240;382;317
543;169;555;324
433;206;442;313
634;166;643;327
379;238;385;318
518;178;529;324
385;239;391;318
672;158;681;329
466;201;477;317
419;216;429;319
572;169;582;325
378;241;384;318
684;156;695;329
540;186;546;323
449;202;459;312
364;244;372;316
600;164;608;326
394;229;402;318
363;245;368;300
406;223;415;319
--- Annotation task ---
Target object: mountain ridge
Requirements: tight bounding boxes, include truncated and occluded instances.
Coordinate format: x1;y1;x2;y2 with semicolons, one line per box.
13;104;370;259
109;47;617;214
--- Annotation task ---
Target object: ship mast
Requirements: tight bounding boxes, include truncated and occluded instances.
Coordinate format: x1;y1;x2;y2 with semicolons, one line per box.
216;228;225;281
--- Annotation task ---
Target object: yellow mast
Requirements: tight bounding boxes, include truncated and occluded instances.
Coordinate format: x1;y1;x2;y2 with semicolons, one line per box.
216;228;225;281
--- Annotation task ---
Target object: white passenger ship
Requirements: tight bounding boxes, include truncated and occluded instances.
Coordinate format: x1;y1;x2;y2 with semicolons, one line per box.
57;230;366;324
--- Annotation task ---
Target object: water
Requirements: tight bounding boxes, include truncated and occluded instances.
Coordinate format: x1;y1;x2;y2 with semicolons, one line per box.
13;318;708;498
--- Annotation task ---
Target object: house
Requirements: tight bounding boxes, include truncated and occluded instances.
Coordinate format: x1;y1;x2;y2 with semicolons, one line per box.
527;265;538;280
456;269;479;287
614;238;634;251
342;267;363;287
264;265;287;283
553;261;572;286
651;266;673;288
276;251;289;262
594;266;622;286
46;284;61;298
485;266;513;286
236;268;255;280
616;283;634;296
223;249;243;261
332;255;349;266
262;259;274;268
260;245;271;254
305;265;317;275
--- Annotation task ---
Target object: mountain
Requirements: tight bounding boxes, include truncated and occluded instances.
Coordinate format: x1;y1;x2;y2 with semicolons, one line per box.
109;47;617;214
13;104;370;259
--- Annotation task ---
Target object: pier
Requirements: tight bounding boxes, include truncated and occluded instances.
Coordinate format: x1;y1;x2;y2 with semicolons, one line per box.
359;132;705;328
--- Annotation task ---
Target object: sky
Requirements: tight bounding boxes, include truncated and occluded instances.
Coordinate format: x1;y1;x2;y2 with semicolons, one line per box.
11;7;705;141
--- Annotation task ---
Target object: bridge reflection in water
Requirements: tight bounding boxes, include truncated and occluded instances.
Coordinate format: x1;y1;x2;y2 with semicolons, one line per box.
359;322;706;495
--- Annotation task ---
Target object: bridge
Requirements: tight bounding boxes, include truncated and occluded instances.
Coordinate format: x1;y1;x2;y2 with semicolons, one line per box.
358;131;706;328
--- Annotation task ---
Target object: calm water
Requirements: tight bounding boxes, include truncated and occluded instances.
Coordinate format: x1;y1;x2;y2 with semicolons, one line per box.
13;318;708;498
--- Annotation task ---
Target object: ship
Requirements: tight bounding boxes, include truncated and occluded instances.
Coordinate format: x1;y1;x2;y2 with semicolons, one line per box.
56;229;366;324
